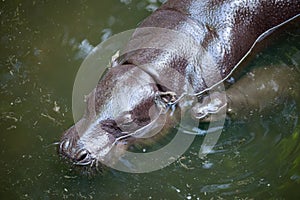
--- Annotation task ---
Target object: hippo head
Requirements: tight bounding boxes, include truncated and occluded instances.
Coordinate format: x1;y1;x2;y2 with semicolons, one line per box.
58;64;173;169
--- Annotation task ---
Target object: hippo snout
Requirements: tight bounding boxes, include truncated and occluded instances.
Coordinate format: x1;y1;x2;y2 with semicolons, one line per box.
58;117;125;168
59;137;94;166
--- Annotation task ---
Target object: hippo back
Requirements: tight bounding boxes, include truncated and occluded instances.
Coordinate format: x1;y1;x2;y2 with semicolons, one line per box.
121;0;300;94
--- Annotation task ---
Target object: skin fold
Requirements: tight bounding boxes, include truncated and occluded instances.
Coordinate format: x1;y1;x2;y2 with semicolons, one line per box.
58;0;300;169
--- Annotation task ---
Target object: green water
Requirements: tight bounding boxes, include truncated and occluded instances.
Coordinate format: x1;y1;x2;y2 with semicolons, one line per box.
0;0;299;199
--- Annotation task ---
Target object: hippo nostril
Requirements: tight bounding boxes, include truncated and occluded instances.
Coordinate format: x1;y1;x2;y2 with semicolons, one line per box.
59;139;70;154
75;149;92;165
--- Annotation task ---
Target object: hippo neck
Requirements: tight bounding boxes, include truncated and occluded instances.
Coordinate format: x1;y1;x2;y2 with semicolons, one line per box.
121;0;300;94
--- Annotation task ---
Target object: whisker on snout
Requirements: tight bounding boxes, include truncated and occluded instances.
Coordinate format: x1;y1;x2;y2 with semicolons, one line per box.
52;141;60;145
43;141;61;149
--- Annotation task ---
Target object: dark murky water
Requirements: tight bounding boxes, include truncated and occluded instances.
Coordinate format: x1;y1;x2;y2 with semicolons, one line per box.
0;0;299;199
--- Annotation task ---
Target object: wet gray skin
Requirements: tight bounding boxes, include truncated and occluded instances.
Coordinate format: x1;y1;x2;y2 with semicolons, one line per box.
58;0;300;168
59;64;165;167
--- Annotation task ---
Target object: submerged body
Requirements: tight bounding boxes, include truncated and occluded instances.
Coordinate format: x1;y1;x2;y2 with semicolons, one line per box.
59;0;300;168
192;65;300;122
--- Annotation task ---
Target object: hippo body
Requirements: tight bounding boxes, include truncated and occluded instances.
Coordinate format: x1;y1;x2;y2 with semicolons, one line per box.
59;0;300;168
122;0;300;93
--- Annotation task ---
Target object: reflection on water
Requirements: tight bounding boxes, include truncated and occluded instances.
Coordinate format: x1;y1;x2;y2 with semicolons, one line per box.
0;0;299;199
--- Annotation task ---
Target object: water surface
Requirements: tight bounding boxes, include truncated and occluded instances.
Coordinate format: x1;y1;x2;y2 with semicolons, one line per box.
0;0;300;199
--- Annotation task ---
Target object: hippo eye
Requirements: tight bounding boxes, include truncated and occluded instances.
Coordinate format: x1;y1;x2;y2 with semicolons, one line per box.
117;113;134;127
122;115;134;125
116;113;139;132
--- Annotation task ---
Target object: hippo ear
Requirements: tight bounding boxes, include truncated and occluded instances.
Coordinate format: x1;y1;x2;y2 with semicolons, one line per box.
154;91;178;110
191;91;227;122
